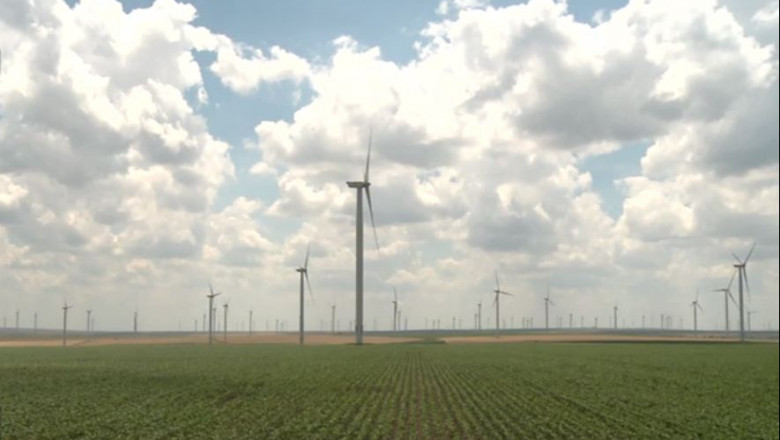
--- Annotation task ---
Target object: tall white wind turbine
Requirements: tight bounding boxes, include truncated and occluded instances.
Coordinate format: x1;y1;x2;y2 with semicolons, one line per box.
345;133;380;345
712;270;737;333
613;304;618;330
731;243;755;342
476;301;482;331
544;287;555;331
296;244;313;345
62;301;73;347
391;287;399;331
493;270;513;335
207;284;221;345
691;289;704;332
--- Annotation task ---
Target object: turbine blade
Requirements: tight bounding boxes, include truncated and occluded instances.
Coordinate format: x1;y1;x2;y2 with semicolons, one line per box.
697;303;704;313
727;269;736;291
727;290;737;306
305;272;314;303
731;251;743;264
549;300;555;307
501;291;513;296
304;243;310;270
744;242;756;264
209;283;214;295
743;269;751;299
365;186;380;252
363;130;373;183
495;270;500;291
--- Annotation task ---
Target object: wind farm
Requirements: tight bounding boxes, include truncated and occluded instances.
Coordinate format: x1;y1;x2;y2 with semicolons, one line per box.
0;0;778;438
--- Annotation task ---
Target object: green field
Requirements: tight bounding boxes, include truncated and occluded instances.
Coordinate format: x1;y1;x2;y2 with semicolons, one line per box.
0;342;777;439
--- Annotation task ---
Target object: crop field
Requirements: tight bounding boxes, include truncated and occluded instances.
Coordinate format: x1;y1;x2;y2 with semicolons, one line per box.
0;342;777;439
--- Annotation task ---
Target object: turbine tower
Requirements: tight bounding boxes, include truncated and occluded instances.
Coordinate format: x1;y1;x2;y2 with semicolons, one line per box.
492;270;513;335
331;304;336;333
296;244;313;345
345;132;380;345
544;287;555;331
206;284;221;345
613;305;618;330
731;243;755;342
691;289;703;332
713;270;737;333
62;301;73;347
391;288;399;331
222;299;230;343
476;301;482;331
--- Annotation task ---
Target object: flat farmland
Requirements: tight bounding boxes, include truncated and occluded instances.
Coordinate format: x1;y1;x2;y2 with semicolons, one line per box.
0;342;777;439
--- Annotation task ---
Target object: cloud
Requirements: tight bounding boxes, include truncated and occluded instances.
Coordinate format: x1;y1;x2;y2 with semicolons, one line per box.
210;42;310;94
246;0;778;328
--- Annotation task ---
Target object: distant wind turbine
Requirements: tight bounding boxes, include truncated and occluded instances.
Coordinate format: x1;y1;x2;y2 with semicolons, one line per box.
713;270;738;333
747;310;757;332
345;131;380;345
62;301;73;347
222;299;230;343
331;304;336;333
544;286;555;331
296;244;314;345
391;287;399;331
691;289;704;332
86;309;92;334
476;301;482;331
731;243;755;342
492;270;513;335
613;304;618;330
207;284;221;345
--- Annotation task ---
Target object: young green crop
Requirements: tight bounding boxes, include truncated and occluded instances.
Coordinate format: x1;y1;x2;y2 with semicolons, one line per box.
0;342;776;439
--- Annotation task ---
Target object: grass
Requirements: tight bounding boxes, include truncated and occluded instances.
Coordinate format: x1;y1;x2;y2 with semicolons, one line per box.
0;342;777;439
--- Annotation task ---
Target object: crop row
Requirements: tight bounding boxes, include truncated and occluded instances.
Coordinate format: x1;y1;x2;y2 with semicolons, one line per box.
0;342;777;439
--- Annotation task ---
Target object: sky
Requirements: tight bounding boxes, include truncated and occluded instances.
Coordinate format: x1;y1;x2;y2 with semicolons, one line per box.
0;0;778;333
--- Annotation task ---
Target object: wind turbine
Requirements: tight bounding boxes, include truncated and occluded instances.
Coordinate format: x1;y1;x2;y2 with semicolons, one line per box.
222;298;230;343
691;289;704;332
296;244;314;345
207;284;221;345
331;304;336;333
346;132;380;345
86;309;92;334
732;243;755;342
62;301;73;347
747;310;756;332
133;310;138;334
492;270;513;335
713;270;737;333
613;305;618;330
544;286;554;331
476;300;482;331
391;287;399;331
